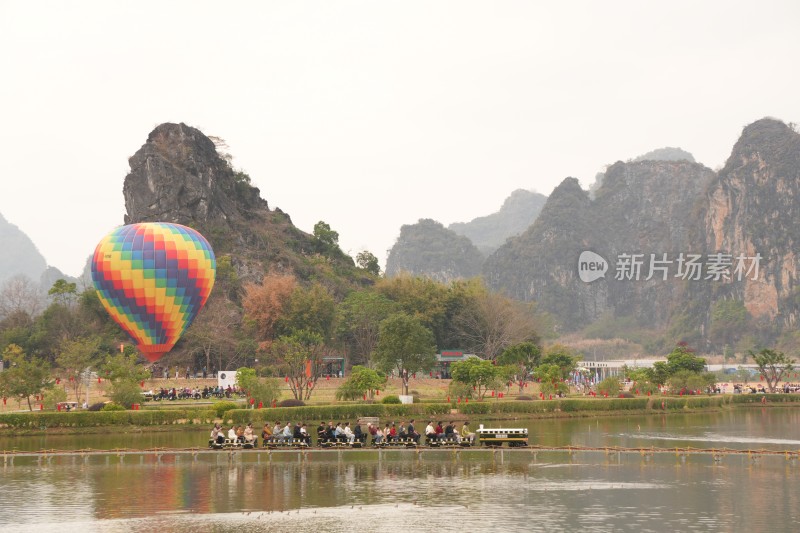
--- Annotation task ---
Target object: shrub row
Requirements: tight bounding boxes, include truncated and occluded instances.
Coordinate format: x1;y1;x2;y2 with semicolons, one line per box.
730;393;799;404
223;397;727;424
0;408;216;428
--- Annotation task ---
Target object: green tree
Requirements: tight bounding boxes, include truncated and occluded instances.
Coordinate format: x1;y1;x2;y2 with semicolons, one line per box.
596;376;621;396
103;352;150;408
667;370;715;393
48;279;78;307
56;336;105;402
534;363;569;397
277;282;336;341
626;366;660;395
497;341;542;393
313;221;339;246
375;275;451;348
335;365;387;400
0;344;53;411
540;344;578;379
665;343;706;374
648;361;670;387
750;348;795;393
236;367;281;407
450;357;499;400
335;290;397;367
268;329;325;400
373;312;437;396
355;251;381;276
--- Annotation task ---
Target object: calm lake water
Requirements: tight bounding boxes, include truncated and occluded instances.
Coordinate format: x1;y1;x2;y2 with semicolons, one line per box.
1;408;799;532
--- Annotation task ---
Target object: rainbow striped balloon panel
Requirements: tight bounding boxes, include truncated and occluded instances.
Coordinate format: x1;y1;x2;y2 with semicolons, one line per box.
91;223;216;362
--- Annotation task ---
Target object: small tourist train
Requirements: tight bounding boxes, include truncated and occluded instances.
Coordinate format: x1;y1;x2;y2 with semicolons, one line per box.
208;423;528;450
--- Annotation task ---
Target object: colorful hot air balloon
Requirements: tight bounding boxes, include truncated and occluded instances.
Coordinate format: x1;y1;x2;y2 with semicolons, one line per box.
91;222;216;363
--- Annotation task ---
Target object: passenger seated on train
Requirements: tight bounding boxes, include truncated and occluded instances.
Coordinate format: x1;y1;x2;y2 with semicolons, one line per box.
368;423;382;444
236;425;245;443
261;423;272;444
244;423;256;446
444;423;456;441
211;423;225;444
425;421;436;441
282;422;294;444
343;422;356;443
317;422;327;442
293;422;303;442
354;423;365;443
435;421;444;440
227;425;237;441
384;424;392;442
332;422;343;441
407;419;420;443
325;422;336;443
299;423;311;444
273;422;284;443
461;421;475;444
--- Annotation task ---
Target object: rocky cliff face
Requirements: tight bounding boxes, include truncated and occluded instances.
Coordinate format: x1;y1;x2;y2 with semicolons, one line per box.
486;118;800;350
702;118;800;327
123;123;357;286
124;123;266;226
385;219;483;283
485;159;716;335
483;178;604;326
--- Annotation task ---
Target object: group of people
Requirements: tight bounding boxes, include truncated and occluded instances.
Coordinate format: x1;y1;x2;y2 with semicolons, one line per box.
210;422;258;446
210;419;477;447
260;421;313;445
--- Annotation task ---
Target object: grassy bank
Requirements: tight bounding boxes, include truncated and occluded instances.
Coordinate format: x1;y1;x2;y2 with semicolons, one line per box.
1;394;797;434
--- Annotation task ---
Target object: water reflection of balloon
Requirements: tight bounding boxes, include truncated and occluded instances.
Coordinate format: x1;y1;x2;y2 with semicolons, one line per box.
91;222;216;363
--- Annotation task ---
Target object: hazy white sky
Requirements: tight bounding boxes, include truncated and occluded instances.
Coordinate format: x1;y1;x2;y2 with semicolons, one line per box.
1;1;798;276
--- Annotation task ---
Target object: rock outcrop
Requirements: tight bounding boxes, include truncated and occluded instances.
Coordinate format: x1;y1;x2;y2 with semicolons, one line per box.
385;219;484;283
702;118;800;327
122;123;358;286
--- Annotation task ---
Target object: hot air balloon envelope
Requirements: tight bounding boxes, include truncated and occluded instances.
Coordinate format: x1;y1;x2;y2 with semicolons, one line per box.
91;222;216;362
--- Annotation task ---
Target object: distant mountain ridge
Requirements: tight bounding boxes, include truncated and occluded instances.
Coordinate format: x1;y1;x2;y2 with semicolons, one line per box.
0;212;47;285
485;118;800;351
385;219;484;283
449;189;547;255
386;189;548;280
